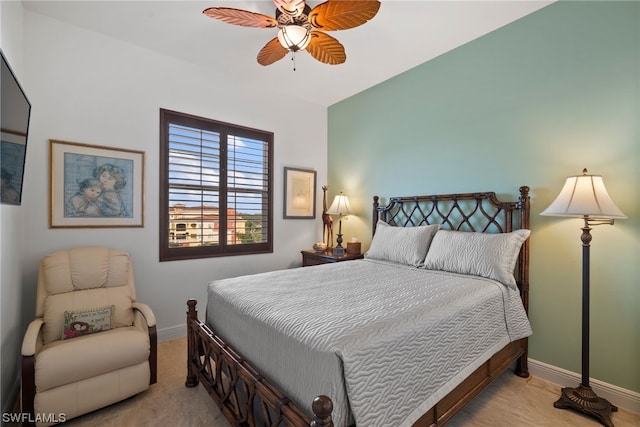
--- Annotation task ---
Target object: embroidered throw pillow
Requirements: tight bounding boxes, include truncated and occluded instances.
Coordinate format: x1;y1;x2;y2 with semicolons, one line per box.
62;305;115;340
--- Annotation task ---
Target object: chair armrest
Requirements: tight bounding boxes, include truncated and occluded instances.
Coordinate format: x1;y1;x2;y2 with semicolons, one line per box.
21;319;44;357
132;302;156;328
133;302;158;385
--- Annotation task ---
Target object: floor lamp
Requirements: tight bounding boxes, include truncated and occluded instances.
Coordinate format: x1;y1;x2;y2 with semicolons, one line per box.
541;168;626;427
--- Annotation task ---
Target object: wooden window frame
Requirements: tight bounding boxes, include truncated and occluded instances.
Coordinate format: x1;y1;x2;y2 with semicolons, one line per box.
159;109;273;261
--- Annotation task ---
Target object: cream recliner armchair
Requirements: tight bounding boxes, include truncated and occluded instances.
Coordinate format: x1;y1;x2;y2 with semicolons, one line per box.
21;247;157;426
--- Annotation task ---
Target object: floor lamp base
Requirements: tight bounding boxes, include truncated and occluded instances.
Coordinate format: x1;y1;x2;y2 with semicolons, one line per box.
554;384;618;427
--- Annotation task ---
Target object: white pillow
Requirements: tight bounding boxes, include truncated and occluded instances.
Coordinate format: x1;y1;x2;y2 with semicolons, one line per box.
365;221;441;266
422;229;531;288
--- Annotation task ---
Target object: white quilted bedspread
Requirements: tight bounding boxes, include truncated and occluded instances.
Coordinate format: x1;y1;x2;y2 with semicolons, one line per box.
206;259;531;427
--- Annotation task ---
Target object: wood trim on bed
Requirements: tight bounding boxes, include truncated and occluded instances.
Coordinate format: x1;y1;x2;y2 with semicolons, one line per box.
413;338;527;427
185;300;333;426
186;186;531;427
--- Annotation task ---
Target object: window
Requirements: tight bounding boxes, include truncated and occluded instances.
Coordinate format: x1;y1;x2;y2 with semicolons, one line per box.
159;109;273;261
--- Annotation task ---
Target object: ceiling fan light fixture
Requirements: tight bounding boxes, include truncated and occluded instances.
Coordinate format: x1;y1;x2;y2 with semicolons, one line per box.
203;0;381;66
279;1;306;17
277;25;311;52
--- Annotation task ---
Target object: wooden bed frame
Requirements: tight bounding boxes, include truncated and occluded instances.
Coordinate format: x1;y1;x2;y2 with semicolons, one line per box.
186;186;531;427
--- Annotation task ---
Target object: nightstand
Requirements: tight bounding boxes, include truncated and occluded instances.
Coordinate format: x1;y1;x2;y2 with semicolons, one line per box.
301;249;364;267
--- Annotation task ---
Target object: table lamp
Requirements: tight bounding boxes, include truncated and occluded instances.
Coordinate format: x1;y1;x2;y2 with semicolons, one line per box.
326;192;353;256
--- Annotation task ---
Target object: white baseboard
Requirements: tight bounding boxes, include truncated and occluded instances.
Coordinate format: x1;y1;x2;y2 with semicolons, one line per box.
528;358;640;414
157;323;187;342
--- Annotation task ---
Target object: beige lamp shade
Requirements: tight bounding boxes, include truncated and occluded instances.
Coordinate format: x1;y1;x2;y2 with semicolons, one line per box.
540;169;626;218
277;25;311;52
326;193;353;216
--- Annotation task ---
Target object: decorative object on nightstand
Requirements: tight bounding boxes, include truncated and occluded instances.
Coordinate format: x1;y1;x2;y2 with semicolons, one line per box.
346;238;361;255
326;192;353;256
541;168;626;427
312;242;327;252
321;185;333;247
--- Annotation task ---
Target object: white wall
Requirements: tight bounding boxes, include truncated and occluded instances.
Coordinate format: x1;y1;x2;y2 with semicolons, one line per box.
0;0;28;412
19;9;327;346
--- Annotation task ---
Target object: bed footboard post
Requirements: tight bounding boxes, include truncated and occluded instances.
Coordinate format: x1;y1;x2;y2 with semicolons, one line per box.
310;395;334;427
185;299;199;388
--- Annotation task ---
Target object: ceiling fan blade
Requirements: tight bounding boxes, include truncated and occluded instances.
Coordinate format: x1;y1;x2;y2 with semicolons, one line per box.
305;31;346;65
273;0;306;17
203;7;278;28
308;0;380;31
257;38;289;66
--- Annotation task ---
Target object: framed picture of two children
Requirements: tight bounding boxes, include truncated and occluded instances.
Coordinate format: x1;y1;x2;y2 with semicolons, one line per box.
49;139;144;228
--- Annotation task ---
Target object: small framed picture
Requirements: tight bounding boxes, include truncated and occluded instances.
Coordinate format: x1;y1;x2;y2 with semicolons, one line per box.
284;167;316;219
49;139;145;228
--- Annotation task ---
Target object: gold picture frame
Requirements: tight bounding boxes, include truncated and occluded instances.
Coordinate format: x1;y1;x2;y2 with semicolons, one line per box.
283;167;316;219
49;139;145;228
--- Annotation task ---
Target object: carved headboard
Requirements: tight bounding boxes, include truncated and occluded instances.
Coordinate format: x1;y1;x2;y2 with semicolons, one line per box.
372;186;531;312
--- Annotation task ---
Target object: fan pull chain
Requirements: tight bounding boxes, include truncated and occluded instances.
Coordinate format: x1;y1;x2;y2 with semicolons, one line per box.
291;51;297;71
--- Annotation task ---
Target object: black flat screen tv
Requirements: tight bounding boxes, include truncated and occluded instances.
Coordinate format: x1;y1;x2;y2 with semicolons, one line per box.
1;49;31;206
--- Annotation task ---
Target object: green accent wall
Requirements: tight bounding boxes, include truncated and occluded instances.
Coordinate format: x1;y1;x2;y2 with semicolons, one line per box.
328;1;639;393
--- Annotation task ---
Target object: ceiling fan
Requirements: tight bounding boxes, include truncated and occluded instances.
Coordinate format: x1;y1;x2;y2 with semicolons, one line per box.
203;0;381;66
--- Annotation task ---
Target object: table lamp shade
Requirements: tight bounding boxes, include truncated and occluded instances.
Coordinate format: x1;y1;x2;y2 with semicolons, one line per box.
540;169;626;218
326;193;353;216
